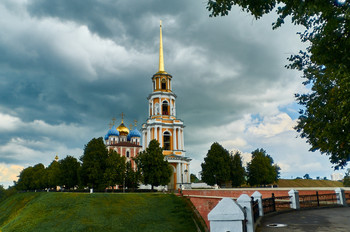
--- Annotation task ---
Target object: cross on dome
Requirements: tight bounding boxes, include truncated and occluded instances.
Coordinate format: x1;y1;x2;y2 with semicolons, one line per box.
120;112;125;122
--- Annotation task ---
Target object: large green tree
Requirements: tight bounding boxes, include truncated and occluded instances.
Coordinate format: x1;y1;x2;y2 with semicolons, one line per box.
16;163;47;190
59;155;81;189
31;163;47;190
16;166;34;190
206;0;350;168
104;150;126;189
80;137;108;190
125;161;140;190
135;139;172;190
46;160;61;189
230;151;246;187
247;148;279;186
201;142;231;187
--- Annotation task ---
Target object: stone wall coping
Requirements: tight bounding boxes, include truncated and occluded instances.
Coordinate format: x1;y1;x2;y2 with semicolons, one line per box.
184;194;236;199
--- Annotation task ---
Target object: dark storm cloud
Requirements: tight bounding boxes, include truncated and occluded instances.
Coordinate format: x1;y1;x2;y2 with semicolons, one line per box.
27;0;189;46
24;0;288;130
0;0;284;136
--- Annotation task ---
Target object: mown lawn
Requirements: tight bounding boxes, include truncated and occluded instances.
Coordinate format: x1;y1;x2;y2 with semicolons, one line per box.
0;192;198;232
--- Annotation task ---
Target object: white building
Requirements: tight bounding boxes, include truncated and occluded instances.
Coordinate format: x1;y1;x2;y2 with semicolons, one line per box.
331;173;344;181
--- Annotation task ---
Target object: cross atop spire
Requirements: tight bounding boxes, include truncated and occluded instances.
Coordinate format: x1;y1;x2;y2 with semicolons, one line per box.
158;20;167;74
120;112;125;122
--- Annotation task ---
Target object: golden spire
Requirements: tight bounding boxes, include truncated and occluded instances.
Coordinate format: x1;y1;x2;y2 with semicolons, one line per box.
120;112;124;123
134;120;138;127
158;20;167;74
55;155;59;162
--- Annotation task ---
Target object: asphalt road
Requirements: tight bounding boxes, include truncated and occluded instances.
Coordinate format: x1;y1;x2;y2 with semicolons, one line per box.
259;207;350;232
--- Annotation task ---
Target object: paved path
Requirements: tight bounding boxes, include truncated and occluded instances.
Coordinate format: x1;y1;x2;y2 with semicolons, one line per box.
259;207;350;232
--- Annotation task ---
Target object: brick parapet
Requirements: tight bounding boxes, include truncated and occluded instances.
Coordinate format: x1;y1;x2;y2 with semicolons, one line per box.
183;188;348;230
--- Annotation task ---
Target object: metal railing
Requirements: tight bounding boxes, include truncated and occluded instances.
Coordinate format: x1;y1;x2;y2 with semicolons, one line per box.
299;191;338;208
345;192;350;204
274;195;291;210
262;193;292;214
262;193;276;214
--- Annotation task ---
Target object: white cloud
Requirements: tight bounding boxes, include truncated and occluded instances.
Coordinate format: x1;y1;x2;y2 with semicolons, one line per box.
0;136;83;165
0;163;24;187
188;111;339;180
0;2;153;81
229;149;252;167
221;138;248;150
28;120;91;140
0;113;21;131
0;112;91;142
247;113;296;138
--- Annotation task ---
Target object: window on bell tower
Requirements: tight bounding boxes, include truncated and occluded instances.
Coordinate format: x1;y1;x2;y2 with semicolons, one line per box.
162;101;169;115
163;131;171;150
161;79;166;90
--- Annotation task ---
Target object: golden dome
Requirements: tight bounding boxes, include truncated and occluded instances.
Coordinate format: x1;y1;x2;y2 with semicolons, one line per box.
117;122;129;135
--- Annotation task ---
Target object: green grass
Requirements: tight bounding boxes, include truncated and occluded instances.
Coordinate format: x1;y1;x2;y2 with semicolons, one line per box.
0;192;198;232
277;179;344;187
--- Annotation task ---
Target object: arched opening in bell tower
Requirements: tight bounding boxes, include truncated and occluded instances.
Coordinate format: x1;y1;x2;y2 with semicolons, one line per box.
163;131;171;150
161;79;166;90
162;100;169;115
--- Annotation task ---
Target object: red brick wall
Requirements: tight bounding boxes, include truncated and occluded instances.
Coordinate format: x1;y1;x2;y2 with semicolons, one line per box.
183;189;341;229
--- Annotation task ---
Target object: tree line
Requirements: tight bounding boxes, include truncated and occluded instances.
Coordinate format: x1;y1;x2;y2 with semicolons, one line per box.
15;138;172;191
15;139;280;191
201;142;280;187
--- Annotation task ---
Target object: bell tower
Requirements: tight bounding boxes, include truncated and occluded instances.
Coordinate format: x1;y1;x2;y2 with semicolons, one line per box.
142;21;191;190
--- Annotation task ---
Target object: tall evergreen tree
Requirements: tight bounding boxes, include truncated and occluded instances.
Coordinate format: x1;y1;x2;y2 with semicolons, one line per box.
201;142;231;187
229;152;246;187
59;155;81;189
31;163;46;190
46;160;61;189
125;161;140;190
135;139;172;190
17;164;47;190
247;148;279;186
80;137;108;190
104;150;126;189
16;166;34;190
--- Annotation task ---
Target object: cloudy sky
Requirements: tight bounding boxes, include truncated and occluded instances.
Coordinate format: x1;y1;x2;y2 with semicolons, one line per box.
0;0;346;187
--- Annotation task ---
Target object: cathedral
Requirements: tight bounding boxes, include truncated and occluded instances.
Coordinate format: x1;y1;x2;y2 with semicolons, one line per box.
104;116;142;169
104;21;191;190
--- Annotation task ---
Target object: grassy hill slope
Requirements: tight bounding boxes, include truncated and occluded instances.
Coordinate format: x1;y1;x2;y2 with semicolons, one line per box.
277;179;343;187
0;192;198;232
